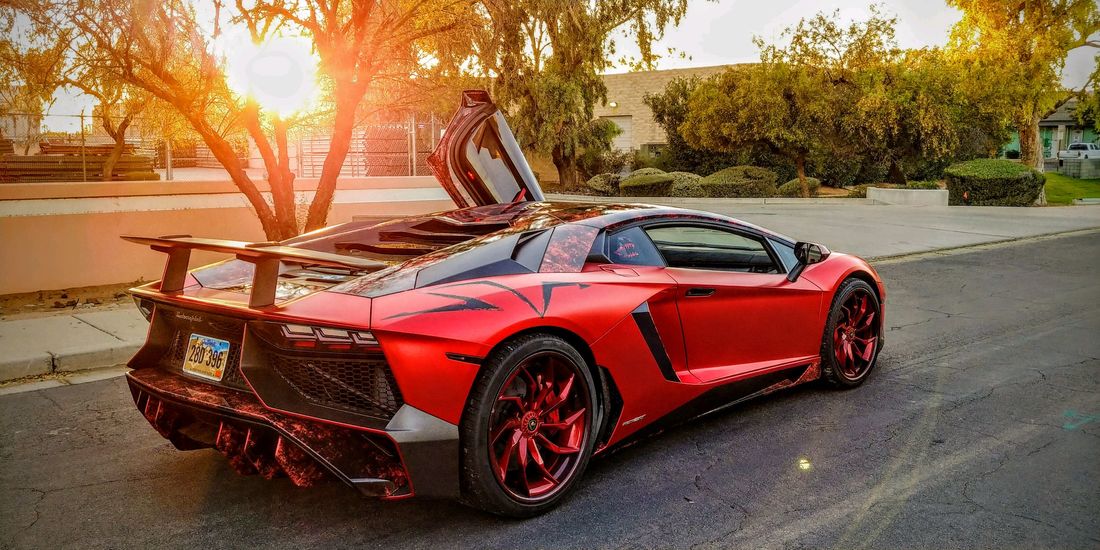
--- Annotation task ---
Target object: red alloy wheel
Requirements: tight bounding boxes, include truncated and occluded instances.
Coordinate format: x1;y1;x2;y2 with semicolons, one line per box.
488;351;590;501
832;288;881;379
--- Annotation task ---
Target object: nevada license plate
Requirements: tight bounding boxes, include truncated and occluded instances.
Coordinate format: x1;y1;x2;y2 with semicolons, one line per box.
182;333;230;381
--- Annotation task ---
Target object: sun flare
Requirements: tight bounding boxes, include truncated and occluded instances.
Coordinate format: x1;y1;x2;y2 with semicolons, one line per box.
223;34;321;117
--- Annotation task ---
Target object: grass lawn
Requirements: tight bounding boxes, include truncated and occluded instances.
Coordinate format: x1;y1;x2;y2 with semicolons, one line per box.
1044;172;1100;205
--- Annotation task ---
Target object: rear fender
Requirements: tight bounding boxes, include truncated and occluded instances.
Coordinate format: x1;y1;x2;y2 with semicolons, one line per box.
370;270;676;424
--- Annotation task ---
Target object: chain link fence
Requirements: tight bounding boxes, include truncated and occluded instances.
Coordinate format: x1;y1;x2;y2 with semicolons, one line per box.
0;111;442;183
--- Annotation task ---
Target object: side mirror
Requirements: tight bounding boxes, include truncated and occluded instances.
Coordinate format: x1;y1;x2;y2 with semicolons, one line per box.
787;242;831;282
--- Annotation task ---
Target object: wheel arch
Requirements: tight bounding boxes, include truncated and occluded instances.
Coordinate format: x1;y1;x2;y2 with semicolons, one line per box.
845;269;881;303
478;324;619;449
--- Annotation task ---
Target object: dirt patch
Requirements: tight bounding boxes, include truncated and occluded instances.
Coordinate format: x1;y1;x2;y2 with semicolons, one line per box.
816;186;851;197
0;281;141;319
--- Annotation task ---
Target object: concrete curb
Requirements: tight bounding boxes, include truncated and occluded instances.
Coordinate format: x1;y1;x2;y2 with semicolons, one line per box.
0;308;146;383
546;193;878;205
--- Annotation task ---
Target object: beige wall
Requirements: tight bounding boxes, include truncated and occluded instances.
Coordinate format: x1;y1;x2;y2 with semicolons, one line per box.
0;177;454;294
595;65;734;150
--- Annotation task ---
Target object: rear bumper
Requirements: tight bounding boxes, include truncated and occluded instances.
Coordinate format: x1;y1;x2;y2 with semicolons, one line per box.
126;367;460;499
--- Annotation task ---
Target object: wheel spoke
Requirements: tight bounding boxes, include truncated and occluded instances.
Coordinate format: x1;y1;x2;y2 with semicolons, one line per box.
541;373;574;417
859;311;876;332
491;419;518;445
857;336;877;361
846;297;860;325
519;366;537;402
495;430;522;480
835;336;848;364
542;407;585;430
536;433;580;455
528;438;558;486
516;434;529;470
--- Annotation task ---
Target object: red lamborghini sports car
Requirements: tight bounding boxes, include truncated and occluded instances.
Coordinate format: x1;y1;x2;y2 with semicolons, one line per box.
123;90;885;517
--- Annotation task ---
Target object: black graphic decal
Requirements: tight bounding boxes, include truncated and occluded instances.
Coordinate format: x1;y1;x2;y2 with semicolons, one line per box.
442;280;589;317
384;292;501;320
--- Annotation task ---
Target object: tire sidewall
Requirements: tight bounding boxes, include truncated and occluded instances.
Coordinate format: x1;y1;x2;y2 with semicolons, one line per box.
460;333;598;517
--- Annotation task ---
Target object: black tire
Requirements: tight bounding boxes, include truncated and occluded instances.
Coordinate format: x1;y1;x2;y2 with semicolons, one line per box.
459;333;598;517
820;278;883;388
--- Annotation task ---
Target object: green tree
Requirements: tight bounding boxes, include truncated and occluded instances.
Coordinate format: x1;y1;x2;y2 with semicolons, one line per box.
854;48;1009;184
33;0;471;239
0;9;66;154
946;0;1100;174
642;76;738;174
473;0;689;187
682;9;900;196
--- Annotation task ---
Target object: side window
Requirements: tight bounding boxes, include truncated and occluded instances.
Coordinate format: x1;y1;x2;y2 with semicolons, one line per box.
769;238;797;272
606;226;665;266
644;225;779;274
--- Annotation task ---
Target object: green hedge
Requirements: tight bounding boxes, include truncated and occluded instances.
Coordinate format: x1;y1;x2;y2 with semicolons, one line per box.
944;159;1045;206
698;165;778;198
629;167;666;178
777;177;821;197
906;180;941;189
620;173;676;196
584;173;620;196
668;172;705;197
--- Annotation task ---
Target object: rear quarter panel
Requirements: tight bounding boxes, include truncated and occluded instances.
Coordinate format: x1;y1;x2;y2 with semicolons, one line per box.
370;271;675;424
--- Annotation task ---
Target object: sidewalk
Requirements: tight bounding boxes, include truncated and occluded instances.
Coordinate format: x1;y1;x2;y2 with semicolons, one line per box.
0;308;147;382
2;200;1098;383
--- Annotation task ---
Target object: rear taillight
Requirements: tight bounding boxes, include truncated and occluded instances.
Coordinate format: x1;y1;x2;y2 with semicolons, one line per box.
252;321;379;352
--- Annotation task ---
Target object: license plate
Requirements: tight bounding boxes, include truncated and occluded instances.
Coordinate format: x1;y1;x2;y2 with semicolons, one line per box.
182;333;231;381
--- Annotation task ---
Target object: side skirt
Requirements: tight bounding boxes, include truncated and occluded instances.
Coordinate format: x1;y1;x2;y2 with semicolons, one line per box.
603;362;818;452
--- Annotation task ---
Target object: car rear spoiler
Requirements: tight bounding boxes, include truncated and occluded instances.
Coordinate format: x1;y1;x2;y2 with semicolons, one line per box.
122;235;388;308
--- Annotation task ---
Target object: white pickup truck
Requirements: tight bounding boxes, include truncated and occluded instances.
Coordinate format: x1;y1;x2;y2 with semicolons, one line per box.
1057;143;1100;159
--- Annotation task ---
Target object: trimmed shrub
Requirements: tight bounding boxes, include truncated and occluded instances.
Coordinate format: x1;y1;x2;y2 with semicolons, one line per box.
906;180;941;189
777;177;821;197
585;173;620;196
620;173;676;197
698;165;778;198
668;171;705;198
629;167;667;178
944;159;1045;206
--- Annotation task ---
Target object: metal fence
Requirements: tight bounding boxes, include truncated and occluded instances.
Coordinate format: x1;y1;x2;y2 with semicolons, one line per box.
0;111;442;183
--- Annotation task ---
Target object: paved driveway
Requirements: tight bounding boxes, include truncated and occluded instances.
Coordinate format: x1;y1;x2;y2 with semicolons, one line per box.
549;195;1100;258
1;231;1098;548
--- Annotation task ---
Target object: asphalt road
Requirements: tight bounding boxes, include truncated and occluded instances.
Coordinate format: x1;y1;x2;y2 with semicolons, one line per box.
2;231;1099;549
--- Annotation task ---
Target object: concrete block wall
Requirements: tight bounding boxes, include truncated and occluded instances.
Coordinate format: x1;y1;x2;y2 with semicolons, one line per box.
595;65;735;150
1059;158;1100;179
0;177;453;294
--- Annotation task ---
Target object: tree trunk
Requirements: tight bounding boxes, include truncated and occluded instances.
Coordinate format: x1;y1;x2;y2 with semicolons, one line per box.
552;145;578;190
241;105;298;239
101;116;131;182
273;118;297;233
1018;117;1043;171
795;153;809;198
886;159;907;186
305;94;358;232
191;122;284;241
1017;116;1046;205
